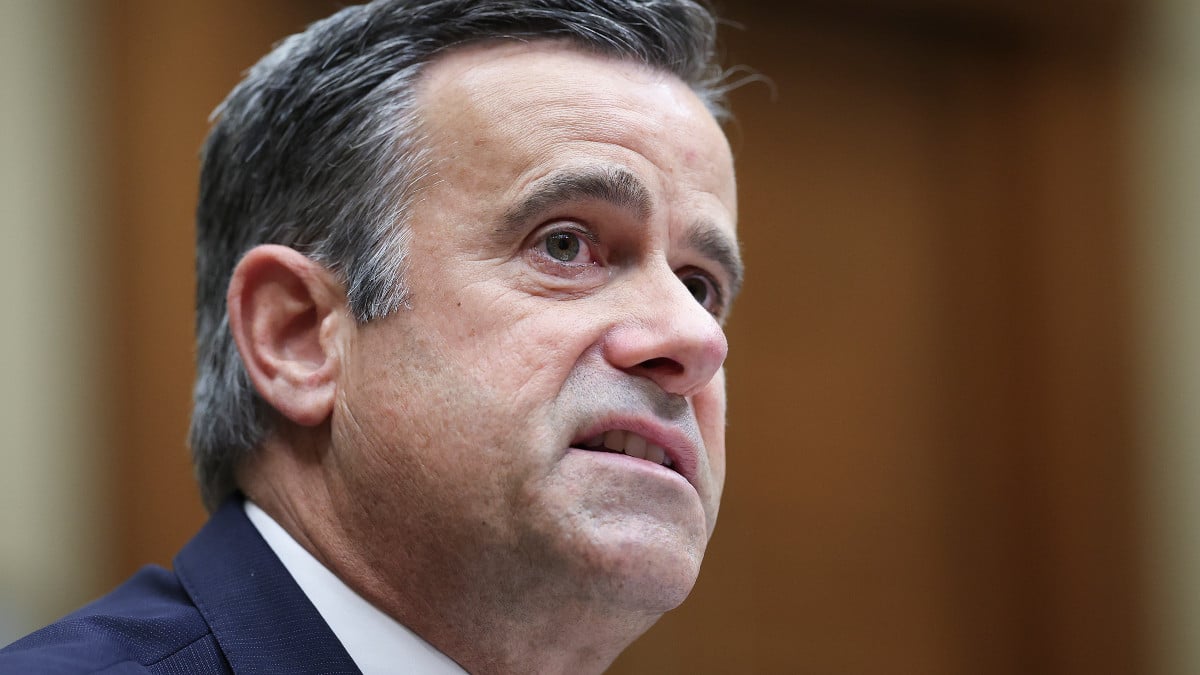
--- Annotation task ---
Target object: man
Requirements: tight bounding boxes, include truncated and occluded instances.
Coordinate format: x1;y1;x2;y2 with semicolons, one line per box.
1;0;742;672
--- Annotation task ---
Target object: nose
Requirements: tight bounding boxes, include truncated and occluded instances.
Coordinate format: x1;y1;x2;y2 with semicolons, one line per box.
602;269;729;398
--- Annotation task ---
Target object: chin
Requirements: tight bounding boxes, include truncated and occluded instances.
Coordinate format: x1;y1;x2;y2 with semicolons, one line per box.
568;523;708;613
518;465;712;611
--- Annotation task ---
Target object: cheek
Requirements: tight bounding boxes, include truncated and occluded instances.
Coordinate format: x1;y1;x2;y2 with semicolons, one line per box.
694;369;728;487
692;374;727;539
447;291;604;403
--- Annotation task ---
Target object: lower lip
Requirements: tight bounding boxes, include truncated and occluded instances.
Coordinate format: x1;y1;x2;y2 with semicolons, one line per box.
567;447;692;487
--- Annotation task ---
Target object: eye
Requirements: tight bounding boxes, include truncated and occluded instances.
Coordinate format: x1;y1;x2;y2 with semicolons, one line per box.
537;228;597;266
680;271;723;316
546;232;581;262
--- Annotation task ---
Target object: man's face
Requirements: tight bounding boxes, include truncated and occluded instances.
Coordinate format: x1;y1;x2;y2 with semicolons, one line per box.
329;42;739;614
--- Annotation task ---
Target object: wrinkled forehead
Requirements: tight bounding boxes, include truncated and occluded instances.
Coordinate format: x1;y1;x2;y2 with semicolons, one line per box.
414;40;737;216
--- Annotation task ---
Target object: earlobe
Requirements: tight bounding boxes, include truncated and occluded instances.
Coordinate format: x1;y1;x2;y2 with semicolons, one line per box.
226;245;345;428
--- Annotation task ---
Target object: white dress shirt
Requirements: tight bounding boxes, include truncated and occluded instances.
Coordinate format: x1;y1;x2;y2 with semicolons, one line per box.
244;501;467;674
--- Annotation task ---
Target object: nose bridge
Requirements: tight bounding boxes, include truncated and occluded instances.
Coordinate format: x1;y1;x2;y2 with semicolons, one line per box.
603;262;728;397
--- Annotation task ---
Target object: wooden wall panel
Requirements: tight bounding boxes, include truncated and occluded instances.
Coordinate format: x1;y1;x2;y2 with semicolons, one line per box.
1018;47;1143;674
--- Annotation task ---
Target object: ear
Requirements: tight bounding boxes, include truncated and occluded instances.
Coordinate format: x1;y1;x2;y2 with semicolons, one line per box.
226;244;346;428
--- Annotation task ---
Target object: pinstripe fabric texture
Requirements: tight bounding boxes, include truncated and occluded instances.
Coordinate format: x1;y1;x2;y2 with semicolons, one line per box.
0;497;361;674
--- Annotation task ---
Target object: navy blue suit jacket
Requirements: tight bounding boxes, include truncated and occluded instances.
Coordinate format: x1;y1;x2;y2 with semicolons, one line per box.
0;498;361;674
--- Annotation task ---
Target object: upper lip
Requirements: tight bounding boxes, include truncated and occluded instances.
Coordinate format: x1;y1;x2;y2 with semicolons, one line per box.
569;416;701;490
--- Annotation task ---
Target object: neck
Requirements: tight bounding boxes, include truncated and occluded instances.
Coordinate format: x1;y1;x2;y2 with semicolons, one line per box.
237;435;660;674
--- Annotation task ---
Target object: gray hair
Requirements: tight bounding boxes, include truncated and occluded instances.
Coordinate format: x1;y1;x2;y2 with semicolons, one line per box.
190;0;731;510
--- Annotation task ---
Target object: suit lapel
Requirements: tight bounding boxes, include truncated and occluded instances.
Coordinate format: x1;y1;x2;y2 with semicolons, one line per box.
174;497;362;674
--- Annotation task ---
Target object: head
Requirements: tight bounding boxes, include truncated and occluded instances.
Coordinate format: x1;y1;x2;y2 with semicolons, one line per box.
193;0;739;669
192;0;730;510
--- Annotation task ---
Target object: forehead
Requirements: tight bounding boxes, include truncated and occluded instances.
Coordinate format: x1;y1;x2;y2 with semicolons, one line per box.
413;41;738;220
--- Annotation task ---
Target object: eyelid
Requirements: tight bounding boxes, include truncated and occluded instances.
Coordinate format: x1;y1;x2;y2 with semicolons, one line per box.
560;221;600;244
530;219;599;246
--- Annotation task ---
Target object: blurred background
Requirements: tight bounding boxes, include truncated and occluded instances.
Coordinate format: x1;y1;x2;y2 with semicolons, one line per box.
0;0;1196;672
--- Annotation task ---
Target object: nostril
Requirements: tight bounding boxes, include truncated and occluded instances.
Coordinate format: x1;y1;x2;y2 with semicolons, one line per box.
637;357;684;376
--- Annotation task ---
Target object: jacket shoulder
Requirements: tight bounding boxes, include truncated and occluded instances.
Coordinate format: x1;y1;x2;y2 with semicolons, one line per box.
0;564;229;674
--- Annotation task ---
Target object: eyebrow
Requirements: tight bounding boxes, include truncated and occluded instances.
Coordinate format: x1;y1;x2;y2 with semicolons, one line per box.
500;165;743;300
501;166;652;230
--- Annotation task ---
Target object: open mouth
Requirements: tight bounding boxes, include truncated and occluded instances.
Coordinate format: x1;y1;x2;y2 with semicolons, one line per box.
573;430;676;470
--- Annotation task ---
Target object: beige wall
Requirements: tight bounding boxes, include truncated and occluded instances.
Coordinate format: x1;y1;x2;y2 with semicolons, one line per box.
0;0;109;643
1136;1;1200;674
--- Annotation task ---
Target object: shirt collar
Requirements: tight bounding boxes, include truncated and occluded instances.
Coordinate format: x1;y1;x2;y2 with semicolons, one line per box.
244;501;467;675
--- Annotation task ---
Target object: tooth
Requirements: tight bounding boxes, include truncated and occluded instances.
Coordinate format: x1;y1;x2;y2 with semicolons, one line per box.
645;444;666;465
583;434;604;448
603;430;626;451
624;434;647;459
